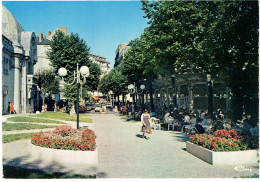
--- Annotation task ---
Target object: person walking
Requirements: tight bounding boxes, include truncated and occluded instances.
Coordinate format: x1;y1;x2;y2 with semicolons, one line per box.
140;109;152;140
9;101;16;114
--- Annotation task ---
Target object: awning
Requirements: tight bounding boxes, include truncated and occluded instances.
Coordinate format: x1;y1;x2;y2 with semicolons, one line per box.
92;96;99;100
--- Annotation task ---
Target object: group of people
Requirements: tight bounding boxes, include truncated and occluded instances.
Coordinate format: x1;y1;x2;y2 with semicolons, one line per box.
162;108;215;134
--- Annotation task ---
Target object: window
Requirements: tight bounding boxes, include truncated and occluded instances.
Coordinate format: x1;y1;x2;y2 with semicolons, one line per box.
2;57;9;74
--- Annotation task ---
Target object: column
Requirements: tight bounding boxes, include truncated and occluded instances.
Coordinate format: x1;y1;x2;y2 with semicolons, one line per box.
13;56;21;113
22;60;27;113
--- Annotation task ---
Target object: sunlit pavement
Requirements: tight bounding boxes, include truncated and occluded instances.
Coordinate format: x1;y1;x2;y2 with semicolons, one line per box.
93;113;259;178
2;112;259;178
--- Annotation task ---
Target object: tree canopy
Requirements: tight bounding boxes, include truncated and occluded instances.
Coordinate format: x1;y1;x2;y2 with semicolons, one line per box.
47;31;101;109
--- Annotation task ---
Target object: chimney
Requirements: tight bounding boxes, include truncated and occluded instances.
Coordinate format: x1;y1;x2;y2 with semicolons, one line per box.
48;31;51;36
39;33;43;42
60;27;67;35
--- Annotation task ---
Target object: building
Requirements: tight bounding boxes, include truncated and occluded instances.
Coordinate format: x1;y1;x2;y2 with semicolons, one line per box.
89;54;110;76
114;41;132;68
2;5;38;114
34;27;67;74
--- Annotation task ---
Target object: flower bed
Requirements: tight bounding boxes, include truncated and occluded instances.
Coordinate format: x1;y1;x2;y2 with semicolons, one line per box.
188;129;258;151
186;141;258;165
186;129;259;165
31;125;97;151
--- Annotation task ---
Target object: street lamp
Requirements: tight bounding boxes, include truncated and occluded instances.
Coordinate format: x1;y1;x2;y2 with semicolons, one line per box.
58;63;89;129
127;82;145;118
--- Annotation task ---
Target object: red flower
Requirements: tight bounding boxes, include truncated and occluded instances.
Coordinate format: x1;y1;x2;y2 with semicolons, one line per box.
226;142;231;146
57;146;61;149
233;143;237;147
211;144;215;147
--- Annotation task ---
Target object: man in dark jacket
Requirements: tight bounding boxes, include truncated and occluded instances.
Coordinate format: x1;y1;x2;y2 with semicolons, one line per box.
195;120;205;134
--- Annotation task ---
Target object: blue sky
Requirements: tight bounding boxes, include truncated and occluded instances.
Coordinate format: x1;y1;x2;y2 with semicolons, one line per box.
2;1;149;67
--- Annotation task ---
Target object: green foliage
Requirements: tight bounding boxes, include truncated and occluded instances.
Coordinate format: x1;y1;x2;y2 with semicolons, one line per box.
33;111;92;123
35;70;59;105
140;0;258;120
7;116;66;124
3;165;96;179
98;73;112;94
3;133;36;143
2;123;56;131
47;31;101;107
122;37;159;82
98;65;128;96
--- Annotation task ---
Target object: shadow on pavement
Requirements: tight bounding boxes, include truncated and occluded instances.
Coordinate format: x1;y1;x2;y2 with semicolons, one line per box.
170;131;190;142
2;156;105;179
136;134;144;139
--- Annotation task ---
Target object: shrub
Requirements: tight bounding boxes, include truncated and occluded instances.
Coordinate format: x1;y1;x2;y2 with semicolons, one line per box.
31;125;97;151
189;129;258;152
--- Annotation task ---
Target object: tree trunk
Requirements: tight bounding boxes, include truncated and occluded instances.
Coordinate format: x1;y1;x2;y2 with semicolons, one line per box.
148;79;155;112
122;94;125;105
231;86;244;123
41;93;46;112
171;76;177;108
141;92;145;112
70;102;76;116
208;79;214;118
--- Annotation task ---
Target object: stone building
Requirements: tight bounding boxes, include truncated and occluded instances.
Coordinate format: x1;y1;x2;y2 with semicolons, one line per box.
34;27;67;74
2;5;38;114
89;54;110;76
114;41;132;68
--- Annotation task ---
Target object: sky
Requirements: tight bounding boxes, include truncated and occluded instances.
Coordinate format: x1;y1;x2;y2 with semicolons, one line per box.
2;0;149;67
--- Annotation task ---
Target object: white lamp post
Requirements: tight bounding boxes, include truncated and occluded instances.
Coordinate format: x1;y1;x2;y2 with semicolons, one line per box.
127;82;145;118
58;63;89;129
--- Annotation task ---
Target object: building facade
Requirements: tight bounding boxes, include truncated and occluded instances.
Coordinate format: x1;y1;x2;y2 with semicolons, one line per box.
34;27;67;74
2;5;38;114
89;54;110;76
114;41;132;68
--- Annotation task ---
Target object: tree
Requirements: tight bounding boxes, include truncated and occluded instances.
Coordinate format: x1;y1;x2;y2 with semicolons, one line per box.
98;73;112;95
47;30;101;114
141;0;258;121
122;36;160;111
35;70;59;110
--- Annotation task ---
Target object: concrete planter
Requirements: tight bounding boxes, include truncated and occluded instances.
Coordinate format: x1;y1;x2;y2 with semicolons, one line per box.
186;141;258;165
31;143;98;167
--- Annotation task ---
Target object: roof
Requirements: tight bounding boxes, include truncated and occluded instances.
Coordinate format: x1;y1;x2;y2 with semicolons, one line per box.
36;37;51;45
2;5;24;43
90;54;110;64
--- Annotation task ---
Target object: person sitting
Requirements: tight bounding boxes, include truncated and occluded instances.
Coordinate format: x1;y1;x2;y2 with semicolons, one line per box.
164;111;173;124
195;120;205;134
190;115;197;126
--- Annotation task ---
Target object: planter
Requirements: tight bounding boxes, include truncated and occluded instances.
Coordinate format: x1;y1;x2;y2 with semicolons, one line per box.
186;141;258;165
30;144;98;167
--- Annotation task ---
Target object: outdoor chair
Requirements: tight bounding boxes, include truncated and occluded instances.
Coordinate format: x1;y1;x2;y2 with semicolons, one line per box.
168;123;174;131
150;117;161;130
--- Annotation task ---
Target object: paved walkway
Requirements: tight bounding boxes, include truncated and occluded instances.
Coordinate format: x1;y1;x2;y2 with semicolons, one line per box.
93;113;259;178
2;113;259;178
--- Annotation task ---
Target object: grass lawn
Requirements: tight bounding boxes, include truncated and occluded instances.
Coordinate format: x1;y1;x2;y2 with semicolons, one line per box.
3;165;96;179
7;116;67;124
2;123;57;131
3;133;36;143
33;112;92;123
